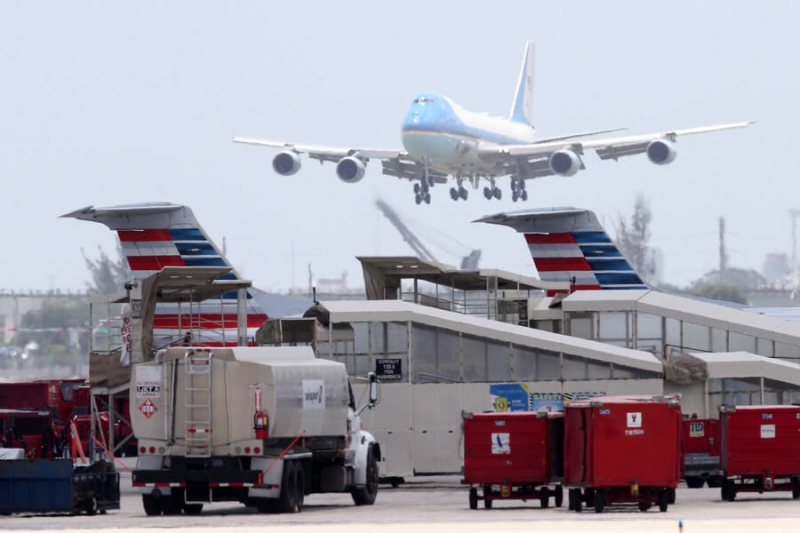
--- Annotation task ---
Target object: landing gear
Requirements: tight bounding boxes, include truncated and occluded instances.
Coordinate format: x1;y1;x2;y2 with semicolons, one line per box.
414;182;431;205
449;187;468;201
511;179;528;202
483;187;502;200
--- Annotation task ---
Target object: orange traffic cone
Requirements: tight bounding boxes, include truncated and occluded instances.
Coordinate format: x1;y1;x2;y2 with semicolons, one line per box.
70;420;87;464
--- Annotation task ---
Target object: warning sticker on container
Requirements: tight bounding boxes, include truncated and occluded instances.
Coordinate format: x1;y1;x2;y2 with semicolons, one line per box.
136;365;162;398
689;421;705;437
302;380;326;410
491;432;510;454
627;412;643;428
761;424;776;439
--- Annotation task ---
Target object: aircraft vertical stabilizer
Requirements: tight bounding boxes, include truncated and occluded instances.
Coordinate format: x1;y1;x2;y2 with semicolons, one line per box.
61;202;269;345
508;41;536;127
476;207;649;296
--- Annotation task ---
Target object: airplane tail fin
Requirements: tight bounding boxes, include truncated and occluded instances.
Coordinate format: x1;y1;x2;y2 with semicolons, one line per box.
508;41;535;127
476;207;649;296
62;202;268;345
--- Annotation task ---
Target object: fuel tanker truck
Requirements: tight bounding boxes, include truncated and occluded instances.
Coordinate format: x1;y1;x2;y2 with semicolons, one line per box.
130;346;380;515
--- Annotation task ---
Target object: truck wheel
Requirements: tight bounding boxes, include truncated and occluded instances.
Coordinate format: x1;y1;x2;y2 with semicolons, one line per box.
668;488;676;504
638;501;651;512
161;494;183;515
277;461;299;513
793;477;800;500
539;486;550;508
184;504;203;515
721;480;737;502
469;487;478;510
352;446;379;506
294;463;306;512
593;488;605;513
142;494;162;516
554;485;564;508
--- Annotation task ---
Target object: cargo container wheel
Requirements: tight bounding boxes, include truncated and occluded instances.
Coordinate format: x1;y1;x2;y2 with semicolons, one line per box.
554;485;563;508
568;488;582;512
468;487;478;510
685;477;704;489
593;488;605;513
658;489;669;512
539;486;550;508
721;480;736;502
483;486;493;509
84;496;97;516
638;502;651;512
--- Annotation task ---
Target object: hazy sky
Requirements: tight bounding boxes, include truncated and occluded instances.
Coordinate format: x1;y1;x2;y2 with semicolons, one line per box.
2;1;798;294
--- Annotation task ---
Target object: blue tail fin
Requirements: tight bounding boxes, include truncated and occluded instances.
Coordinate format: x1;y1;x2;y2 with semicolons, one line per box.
509;41;536;126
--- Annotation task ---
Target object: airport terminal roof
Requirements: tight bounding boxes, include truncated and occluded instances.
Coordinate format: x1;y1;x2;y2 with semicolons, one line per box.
677;351;800;387
357;256;566;298
561;289;800;346
314;299;663;373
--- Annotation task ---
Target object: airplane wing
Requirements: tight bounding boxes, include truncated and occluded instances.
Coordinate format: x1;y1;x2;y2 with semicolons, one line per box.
478;121;754;162
233;136;449;184
233;136;405;163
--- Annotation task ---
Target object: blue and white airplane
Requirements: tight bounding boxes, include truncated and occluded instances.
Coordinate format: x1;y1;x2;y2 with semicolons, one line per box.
234;41;753;205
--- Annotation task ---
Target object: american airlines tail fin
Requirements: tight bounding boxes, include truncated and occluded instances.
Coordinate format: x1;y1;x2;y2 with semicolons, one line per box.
62;202;268;346
477;207;649;296
509;41;536;127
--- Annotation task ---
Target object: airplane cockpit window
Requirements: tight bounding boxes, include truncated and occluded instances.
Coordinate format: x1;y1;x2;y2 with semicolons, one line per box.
414;97;434;105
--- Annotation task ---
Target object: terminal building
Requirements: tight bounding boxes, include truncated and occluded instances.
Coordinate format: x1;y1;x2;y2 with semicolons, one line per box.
258;255;800;482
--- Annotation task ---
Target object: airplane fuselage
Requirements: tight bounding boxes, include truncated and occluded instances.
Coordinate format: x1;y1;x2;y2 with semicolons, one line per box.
401;92;535;175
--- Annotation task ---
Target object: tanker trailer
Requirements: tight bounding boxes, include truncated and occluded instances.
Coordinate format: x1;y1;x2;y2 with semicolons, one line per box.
130;346;380;515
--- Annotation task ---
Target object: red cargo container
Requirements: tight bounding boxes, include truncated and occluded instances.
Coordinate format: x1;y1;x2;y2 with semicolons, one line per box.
682;418;723;488
564;395;681;513
461;411;564;510
718;404;800;501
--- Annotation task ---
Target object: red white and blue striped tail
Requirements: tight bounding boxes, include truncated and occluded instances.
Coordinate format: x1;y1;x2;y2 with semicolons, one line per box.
476;207;649;296
62;202;268;346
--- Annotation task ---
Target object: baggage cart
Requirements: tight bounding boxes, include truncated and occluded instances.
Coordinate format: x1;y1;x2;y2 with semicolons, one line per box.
461;411;563;510
718;405;800;501
0;458;120;515
563;395;681;513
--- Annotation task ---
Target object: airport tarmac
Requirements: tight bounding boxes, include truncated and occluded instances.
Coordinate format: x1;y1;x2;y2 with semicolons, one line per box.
3;476;800;533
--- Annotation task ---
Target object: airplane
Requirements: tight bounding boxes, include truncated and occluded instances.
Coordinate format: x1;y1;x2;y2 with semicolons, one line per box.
61;203;312;347
233;41;754;206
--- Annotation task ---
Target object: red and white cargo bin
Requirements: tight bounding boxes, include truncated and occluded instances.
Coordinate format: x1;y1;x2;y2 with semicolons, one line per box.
461;411;564;510
564;395;682;513
718;404;800;501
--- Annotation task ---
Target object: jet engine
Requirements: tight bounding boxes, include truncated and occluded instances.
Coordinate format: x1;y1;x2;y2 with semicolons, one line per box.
646;139;677;165
548;150;581;177
336;157;366;183
272;151;302;176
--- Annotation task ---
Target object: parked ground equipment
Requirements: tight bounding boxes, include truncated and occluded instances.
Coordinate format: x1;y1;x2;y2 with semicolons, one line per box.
718;404;800;501
682;417;723;488
130;346;380;515
0;458;120;515
462;411;564;510
564;395;681;513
